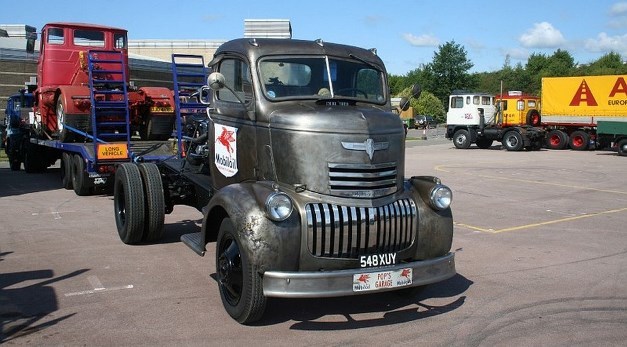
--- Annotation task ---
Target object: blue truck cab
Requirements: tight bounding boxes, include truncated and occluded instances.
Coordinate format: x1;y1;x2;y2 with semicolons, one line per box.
3;90;34;171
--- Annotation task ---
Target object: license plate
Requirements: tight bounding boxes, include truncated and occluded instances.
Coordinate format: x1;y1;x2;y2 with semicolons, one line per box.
352;268;412;292
97;143;128;160
150;106;174;113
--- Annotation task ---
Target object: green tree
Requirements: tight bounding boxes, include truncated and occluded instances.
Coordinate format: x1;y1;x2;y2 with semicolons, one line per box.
423;41;475;107
396;87;446;123
578;52;627;75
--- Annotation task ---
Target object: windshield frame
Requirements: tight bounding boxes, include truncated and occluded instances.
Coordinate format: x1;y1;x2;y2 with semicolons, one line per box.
257;54;387;105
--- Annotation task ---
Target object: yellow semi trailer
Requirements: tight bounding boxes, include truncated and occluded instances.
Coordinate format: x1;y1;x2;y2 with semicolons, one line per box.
541;75;627;150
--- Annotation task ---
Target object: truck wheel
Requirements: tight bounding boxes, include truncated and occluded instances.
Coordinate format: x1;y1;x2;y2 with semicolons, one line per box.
114;163;146;245
617;139;627;156
452;129;471;149
23;142;44;173
7;141;21;171
61;152;73;190
502;131;524;151
569;130;589;151
71;154;91;196
475;138;493;149
216;218;267;324
138;163;165;242
140;116;172;141
546;130;568;150
526;109;541;126
56;94;74;143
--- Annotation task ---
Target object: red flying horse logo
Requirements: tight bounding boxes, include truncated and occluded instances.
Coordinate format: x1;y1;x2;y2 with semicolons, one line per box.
216;127;235;154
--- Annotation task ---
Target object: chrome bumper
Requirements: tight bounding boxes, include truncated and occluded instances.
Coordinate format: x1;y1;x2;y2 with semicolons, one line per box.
262;252;455;298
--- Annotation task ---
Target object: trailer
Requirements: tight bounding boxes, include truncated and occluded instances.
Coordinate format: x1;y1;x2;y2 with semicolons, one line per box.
112;40;456;324
541;75;627;150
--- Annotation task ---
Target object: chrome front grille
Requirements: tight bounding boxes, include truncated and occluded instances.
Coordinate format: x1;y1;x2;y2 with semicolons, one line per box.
305;199;416;259
328;162;398;198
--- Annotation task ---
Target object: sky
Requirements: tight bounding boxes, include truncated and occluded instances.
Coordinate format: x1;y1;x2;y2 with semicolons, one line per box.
2;0;627;75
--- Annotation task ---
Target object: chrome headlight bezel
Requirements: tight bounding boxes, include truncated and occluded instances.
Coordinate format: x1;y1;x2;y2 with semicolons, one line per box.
429;184;453;210
265;191;293;221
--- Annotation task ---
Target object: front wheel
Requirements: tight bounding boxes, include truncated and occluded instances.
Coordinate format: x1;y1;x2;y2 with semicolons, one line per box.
138;163;165;242
452;129;471;149
216;218;266;324
71;154;90;196
56;94;74;142
502;131;524;151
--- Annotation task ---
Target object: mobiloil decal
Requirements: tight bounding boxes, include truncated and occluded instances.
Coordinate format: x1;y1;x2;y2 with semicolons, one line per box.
214;124;238;177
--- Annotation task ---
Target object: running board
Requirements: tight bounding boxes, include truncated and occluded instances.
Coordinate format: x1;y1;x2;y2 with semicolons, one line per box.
181;232;206;256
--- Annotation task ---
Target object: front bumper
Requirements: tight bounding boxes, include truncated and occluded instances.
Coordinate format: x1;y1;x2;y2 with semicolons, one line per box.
262;252;455;298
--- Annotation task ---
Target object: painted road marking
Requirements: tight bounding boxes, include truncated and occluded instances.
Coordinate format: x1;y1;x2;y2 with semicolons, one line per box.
65;275;133;297
456;206;627;234
436;164;627;233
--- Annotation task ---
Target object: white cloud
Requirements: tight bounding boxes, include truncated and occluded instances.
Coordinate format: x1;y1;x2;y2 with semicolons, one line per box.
584;32;627;54
519;22;566;48
402;33;439;47
503;47;530;61
609;2;627;16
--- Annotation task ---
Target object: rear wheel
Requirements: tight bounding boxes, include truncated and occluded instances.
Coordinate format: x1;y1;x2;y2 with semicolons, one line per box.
216;218;266;324
569;130;589;150
502;131;524;151
138;163;165;242
23;142;44;173
546;129;568;150
453;129;471;149
71;154;90;196
61;152;73;190
114;163;145;245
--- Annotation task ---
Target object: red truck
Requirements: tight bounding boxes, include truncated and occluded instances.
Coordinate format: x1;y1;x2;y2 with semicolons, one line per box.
35;22;175;142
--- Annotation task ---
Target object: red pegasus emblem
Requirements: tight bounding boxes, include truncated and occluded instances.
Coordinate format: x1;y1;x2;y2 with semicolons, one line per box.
357;274;370;284
216;127;235;154
400;269;411;279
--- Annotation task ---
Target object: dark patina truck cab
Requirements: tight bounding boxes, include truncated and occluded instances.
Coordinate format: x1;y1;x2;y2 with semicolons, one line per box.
114;38;455;324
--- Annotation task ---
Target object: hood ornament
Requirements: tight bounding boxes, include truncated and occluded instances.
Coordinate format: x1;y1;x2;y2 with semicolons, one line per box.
341;138;389;160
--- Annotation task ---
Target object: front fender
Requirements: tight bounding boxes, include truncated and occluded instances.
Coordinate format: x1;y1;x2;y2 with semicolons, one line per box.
408;176;454;259
201;182;301;272
57;85;91;114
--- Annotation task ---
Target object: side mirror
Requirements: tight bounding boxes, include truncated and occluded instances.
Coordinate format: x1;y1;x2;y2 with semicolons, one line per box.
399;97;410;111
207;72;226;91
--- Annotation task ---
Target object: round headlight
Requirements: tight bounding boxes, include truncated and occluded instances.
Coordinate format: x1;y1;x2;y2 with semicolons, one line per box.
265;192;293;221
430;185;452;210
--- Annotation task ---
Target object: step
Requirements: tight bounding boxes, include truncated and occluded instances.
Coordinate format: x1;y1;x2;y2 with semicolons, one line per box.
180;232;205;256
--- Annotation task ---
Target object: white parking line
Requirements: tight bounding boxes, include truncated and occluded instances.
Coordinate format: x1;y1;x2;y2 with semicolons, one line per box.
64;275;134;297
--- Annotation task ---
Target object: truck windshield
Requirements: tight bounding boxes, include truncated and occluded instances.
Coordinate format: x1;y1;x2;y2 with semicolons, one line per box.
259;56;385;104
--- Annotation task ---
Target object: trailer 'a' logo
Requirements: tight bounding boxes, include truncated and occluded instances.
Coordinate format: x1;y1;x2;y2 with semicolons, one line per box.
569;79;598;106
214;125;238;177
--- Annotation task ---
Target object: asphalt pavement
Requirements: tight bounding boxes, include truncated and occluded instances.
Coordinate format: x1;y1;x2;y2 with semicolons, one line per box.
1;137;626;346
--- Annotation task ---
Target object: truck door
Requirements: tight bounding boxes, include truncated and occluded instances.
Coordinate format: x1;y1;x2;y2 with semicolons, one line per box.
209;57;257;189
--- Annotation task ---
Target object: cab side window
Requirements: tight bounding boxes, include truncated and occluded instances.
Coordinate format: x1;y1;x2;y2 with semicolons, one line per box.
217;59;252;104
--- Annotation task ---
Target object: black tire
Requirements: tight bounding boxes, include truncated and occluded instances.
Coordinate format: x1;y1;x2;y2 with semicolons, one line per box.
216;218;266;324
452;129;471;149
617;139;627;157
23;142;44;173
475;138;493;149
56;94;74;143
139;116;172;141
114;163;145;245
502;131;524;151
569;130;589;151
71;154;91;196
546;129;568;150
138;163;165;242
526;109;541;126
61;152;73;190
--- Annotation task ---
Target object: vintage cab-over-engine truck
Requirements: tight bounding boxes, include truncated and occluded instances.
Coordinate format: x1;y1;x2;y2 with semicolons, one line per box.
113;38;456;324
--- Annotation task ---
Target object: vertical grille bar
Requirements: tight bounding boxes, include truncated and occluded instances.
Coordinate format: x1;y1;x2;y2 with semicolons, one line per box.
306;199;416;258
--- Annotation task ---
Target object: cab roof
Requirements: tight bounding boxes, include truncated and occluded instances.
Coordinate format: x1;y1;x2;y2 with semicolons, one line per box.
43;22;127;33
212;38;384;70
